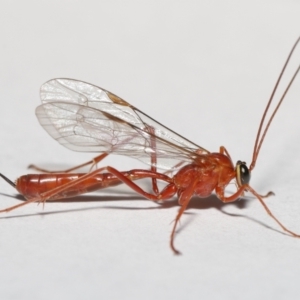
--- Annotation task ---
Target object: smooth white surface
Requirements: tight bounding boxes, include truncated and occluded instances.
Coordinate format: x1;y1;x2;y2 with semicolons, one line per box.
1;1;300;299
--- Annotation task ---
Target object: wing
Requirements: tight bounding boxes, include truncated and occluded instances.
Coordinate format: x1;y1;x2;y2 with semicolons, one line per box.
36;78;210;171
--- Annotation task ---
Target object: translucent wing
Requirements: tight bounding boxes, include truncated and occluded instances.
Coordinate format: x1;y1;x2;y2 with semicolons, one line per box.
36;78;210;171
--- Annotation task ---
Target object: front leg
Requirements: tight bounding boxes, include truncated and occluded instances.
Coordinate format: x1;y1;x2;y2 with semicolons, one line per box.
215;185;247;203
216;184;300;238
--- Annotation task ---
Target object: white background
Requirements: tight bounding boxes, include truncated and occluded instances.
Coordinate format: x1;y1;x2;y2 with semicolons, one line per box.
1;1;300;299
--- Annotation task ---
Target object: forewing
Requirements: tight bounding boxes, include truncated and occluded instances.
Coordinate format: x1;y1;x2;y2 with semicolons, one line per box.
36;78;210;170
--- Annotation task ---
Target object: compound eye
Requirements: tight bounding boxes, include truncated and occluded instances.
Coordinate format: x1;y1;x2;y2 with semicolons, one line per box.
236;161;251;187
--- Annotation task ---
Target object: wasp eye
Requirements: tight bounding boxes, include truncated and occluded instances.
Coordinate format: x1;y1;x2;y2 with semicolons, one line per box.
236;161;251;187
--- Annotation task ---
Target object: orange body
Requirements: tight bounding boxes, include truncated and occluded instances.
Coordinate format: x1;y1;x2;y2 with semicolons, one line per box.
173;152;235;200
15;170;173;200
16;173;122;200
15;152;236;204
2;38;300;255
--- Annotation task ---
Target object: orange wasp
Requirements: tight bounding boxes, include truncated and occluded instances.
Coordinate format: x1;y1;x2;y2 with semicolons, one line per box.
1;38;300;255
